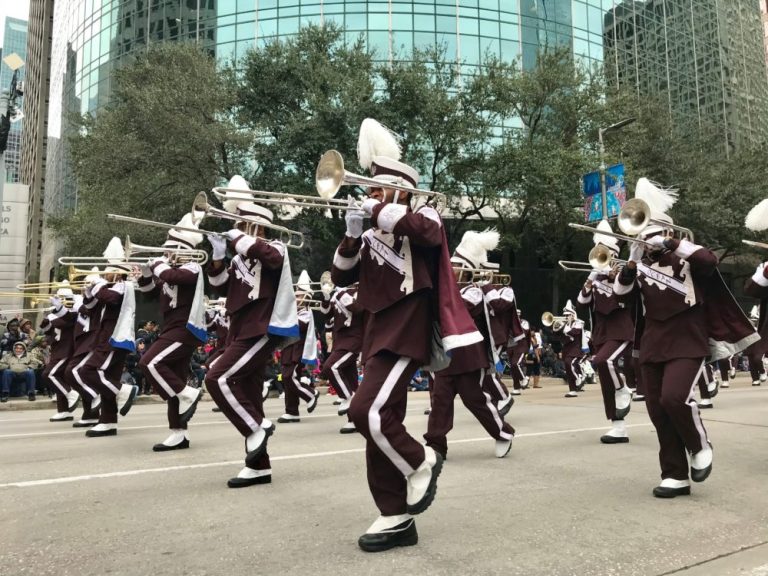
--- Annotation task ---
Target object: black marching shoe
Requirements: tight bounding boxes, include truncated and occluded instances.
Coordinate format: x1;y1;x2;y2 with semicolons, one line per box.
227;474;272;488
358;518;418;553
652;479;691;498
152;438;190;452
690;444;713;483
85;424;117;437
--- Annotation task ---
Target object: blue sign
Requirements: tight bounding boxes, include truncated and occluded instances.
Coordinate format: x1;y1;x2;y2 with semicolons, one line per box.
582;164;626;223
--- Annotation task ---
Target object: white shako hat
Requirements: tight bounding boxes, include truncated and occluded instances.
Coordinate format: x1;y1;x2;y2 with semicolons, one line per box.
562;299;576;316
164;212;203;250
750;305;760;320
451;229;500;270
220;174;274;227
593;219;620;254
103;237;130;273
635;178;678;239
745;198;768;232
357;118;419;189
55;280;75;298
295;269;313;297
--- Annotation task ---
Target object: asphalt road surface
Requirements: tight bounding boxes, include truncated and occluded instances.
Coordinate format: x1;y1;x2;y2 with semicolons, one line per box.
1;376;768;576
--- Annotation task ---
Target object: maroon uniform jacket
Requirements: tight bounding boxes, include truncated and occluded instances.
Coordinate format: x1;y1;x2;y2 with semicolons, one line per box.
615;239;716;363
320;286;363;354
138;260;204;346
438;284;490;377
558;321;586;359
89;280;127;351
577;273;634;348
743;264;768;355
39;305;76;362
331;203;443;365
483;285;524;349
281;308;311;365
208;232;284;342
71;294;102;357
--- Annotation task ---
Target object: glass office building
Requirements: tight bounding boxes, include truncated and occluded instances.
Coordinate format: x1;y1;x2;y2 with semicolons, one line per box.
1;17;29;184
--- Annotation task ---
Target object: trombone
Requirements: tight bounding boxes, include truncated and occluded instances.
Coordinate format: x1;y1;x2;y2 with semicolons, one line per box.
315;150;445;208
559;245;627;272
212;188;354;212
16;280;87;291
618;198;694;241
541;311;567;331
742;240;768;250
58;236;209;267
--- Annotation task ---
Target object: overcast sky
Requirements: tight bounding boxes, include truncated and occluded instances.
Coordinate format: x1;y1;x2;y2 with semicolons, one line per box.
0;1;31;49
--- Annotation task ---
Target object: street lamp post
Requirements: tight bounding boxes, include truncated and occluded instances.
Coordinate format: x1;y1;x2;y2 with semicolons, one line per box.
196;0;200;44
0;53;25;186
598;117;636;220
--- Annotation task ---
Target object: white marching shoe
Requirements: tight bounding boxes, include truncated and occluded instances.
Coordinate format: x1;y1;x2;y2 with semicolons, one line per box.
600;420;629;444
728;367;736;379
116;384;139;417
340;421;357;434
153;429;189;452
521;376;530;390
245;419;275;468
66;389;80;412
761;374;767;384
405;446;444;515
698;398;713;409
227;466;272;488
497;394;514;417
720;379;730;388
614;386;633;419
337;397;352;416
262;380;271;401
653;477;691;498
177;385;202;425
50;412;74;422
85;422;117;437
495;437;512;458
564;391;579;398
691;444;713;483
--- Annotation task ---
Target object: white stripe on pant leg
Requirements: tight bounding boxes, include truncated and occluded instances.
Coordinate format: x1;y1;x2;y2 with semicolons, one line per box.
97;351;120;395
516;352;526;380
217;336;269;433
685;360;709;450
72;353;98;399
606;341;629;391
146;342;183;397
292;366;315;403
47;359;68;396
368;356;416;476
477;368;513;441
330;352;353;398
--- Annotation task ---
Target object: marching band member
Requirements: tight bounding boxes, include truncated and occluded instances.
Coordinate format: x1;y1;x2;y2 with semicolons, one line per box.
205;299;229;411
205;175;299;488
137;214;207;451
39;283;80;421
319;278;363;434
424;230;515;460
79;239;140;437
277;271;319;423
507;311;530;396
332;119;483;552
743;306;766;386
614;179;757;498
555;300;587;398
577;220;634;443
64;269;103;427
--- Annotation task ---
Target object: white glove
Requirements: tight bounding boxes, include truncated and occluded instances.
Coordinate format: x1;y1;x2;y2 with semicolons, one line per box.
629;241;645;263
338;292;354;308
209;235;227;260
225;228;242;242
146;256;166;268
587;270;599;282
646;235;667;252
321;283;334;299
139;264;152;277
361;197;380;217
345;196;364;239
50;296;62;309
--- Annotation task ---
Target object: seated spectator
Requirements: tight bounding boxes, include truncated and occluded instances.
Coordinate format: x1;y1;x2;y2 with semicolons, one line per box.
1;319;30;353
30;336;52;397
409;370;429;392
19;318;37;343
190;344;209;388
0;342;42;402
126;339;148;394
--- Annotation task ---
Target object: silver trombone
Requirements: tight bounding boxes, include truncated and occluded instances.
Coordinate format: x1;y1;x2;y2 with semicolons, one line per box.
559;245;627;272
568;222;654;247
742;240;768;250
211;188;356;212
618;198;695;241
315;150;445;207
58;236;209;266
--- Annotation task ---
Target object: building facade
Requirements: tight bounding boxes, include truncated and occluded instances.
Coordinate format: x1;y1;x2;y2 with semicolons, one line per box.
1;17;29;184
604;0;768;154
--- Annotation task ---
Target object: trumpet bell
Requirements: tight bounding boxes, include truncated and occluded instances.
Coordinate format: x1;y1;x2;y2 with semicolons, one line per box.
618;198;651;236
315;150;345;200
541;311;567;329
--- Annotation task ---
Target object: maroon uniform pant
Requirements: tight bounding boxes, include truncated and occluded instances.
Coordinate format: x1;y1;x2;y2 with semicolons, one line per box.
748;353;765;382
139;336;196;430
508;343;527;390
46;356;72;413
281;362;315;416
632;355;645;396
64;352;100;420
348;352;426;516
564;355;581;392
622;345;637;390
424;368;514;458
319;349;358;400
697;363;715;400
718;359;731;382
642;358;710;481
80;347;129;424
593;340;630;420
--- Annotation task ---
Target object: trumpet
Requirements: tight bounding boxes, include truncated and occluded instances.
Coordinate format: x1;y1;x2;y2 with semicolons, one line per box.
315;150;445;208
541;311;567;331
618;198;694;241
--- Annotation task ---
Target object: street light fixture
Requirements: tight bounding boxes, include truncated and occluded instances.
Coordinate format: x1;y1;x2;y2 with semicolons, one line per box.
598;117;636;220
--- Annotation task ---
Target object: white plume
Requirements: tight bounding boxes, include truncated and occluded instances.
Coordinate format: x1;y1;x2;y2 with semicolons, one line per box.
745;198;768;232
357;118;401;171
635;178;678;214
102;237;125;263
475;228;500;252
296;270;313;294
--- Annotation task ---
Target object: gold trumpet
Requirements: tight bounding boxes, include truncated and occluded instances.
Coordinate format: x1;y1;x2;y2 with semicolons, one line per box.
618;198;694;241
541;311;567;331
315;150;445;208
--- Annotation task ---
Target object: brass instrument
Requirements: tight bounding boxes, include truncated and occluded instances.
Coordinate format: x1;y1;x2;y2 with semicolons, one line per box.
16;280;88;291
558;260;595;272
315;150;445;208
541;311;567;331
58;235;209;267
212;188;356;212
492;273;512;286
618;198;694;241
742;240;768;251
569;222;654;247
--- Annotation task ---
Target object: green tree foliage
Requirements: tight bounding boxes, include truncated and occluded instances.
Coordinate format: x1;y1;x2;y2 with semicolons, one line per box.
51;43;251;254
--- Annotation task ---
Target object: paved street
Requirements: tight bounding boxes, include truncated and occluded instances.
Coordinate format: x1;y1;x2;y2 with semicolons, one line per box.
1;377;768;576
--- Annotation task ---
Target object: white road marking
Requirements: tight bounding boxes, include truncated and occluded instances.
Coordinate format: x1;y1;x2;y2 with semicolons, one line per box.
0;423;653;489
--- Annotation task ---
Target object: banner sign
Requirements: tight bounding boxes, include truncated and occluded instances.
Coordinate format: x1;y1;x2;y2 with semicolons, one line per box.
582;163;626;222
